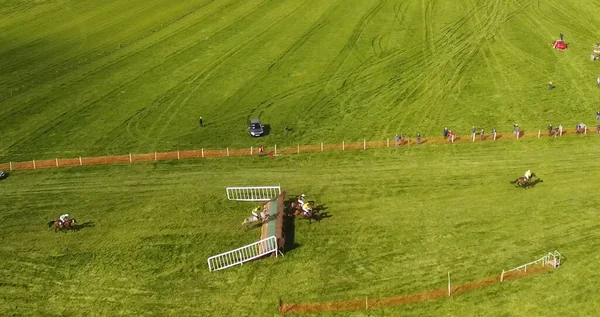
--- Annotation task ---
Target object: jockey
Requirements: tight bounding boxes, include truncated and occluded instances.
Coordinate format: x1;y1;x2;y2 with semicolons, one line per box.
297;194;306;207
524;170;532;182
59;214;69;225
251;205;263;218
302;201;313;216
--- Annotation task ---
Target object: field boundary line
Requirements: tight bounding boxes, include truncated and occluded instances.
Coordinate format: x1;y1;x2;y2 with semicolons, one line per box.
0;128;596;172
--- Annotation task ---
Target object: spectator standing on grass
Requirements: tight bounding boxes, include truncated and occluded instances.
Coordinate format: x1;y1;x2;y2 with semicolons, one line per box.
480;129;484;140
443;127;449;139
548;124;553;136
492;128;497;140
596;110;600;120
199;117;203;127
416;133;422;144
471;126;476;139
448;130;455;143
548;81;553;90
597;77;600;88
258;145;264;157
513;124;520;138
559;124;563;136
395;134;400;147
597;123;600;134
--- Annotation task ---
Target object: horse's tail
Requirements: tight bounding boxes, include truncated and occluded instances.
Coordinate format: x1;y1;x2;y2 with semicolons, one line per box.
509;179;517;184
47;221;54;227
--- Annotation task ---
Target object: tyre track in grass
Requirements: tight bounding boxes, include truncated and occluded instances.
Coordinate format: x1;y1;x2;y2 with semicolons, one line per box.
227;0;343;121
0;0;225;132
114;0;276;146
68;0;272;152
0;0;224;108
329;0;485;131
303;0;388;118
148;1;306;145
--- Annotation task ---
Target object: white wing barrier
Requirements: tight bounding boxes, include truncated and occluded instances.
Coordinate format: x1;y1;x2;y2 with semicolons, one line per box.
226;186;281;201
207;236;278;271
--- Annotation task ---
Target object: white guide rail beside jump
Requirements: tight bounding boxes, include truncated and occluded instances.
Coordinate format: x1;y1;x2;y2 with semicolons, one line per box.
501;250;562;281
207;236;278;272
226;186;281;201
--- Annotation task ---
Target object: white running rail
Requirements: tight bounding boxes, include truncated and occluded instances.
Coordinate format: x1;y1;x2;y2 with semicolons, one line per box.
207;236;278;271
501;251;562;281
226;186;281;201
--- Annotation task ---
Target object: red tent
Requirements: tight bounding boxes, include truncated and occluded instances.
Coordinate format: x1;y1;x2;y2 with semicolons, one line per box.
552;40;567;50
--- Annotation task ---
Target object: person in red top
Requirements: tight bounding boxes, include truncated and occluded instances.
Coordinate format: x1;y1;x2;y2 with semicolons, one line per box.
258;145;264;156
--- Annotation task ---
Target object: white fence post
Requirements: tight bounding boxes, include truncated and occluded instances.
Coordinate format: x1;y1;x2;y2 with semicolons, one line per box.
177;150;180;160
32;160;36;169
363;139;366;150
55;158;59;167
297;144;299;154
227;148;229;156
129;153;132;163
538;130;541;138
472;134;475;142
321;142;323;152
202;148;204;158
275;144;277;156
501;270;504;282
79;157;82;166
9;162;12;171
342;141;345;151
448;272;451;296
387;138;390;147
154;152;157;161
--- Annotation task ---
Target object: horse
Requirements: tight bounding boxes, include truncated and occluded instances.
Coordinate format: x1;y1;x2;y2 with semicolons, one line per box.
48;218;77;232
510;173;537;188
241;211;268;227
290;201;317;219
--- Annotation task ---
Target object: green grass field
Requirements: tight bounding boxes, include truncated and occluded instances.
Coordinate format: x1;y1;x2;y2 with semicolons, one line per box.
1;0;600;161
1;138;600;316
2;0;600;316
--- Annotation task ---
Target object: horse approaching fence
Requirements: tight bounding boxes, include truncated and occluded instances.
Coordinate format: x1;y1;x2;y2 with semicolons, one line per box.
48;219;77;232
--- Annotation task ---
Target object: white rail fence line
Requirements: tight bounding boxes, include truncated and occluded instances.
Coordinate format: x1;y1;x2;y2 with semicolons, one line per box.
501;251;562;282
207;236;279;272
226;186;281;201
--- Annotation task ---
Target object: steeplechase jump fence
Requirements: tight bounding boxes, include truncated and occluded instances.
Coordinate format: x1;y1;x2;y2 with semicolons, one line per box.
207;236;278;272
226;186;281;201
0;127;597;173
207;189;285;272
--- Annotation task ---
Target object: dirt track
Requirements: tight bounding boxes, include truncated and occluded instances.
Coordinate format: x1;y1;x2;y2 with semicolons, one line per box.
0;129;593;172
280;265;553;315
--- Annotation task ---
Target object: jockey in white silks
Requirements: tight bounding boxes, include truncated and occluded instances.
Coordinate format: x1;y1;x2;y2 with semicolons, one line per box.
59;214;69;227
297;194;306;207
524;170;532;182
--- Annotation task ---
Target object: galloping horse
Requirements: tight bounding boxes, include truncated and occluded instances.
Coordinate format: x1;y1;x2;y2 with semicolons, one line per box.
290;201;317;219
510;173;537;188
48;219;77;232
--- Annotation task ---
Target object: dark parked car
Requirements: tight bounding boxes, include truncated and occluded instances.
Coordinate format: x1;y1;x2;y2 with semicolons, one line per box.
248;119;264;137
